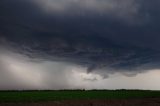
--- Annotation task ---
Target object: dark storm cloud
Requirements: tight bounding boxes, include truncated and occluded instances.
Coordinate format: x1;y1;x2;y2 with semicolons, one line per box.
1;0;160;73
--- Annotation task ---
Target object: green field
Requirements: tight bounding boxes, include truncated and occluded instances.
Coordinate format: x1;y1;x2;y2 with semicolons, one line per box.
0;90;160;103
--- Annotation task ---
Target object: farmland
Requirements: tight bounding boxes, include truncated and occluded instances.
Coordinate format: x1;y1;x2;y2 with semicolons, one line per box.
0;90;160;106
0;90;160;102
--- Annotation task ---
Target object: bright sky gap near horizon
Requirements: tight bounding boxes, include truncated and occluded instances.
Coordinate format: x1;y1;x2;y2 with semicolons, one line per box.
1;0;160;90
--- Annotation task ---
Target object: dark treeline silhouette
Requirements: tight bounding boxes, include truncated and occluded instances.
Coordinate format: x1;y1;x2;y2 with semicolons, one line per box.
0;89;158;92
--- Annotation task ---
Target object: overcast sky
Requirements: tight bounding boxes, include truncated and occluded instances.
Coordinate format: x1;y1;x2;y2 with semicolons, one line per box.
1;0;160;90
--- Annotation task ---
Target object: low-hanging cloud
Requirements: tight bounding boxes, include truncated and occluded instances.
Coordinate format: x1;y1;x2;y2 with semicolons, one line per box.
1;48;160;90
1;0;160;90
1;0;160;72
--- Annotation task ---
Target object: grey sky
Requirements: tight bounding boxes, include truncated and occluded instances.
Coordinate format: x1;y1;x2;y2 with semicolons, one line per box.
1;0;160;90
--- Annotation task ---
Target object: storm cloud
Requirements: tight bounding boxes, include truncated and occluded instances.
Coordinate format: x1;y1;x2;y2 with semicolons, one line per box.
34;0;141;21
1;0;160;89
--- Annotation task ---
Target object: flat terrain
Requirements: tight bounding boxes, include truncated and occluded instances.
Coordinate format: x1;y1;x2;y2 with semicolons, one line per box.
1;98;160;106
0;90;160;106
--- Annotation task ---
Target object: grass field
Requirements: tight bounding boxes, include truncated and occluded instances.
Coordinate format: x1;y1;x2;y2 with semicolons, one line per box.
0;90;160;103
